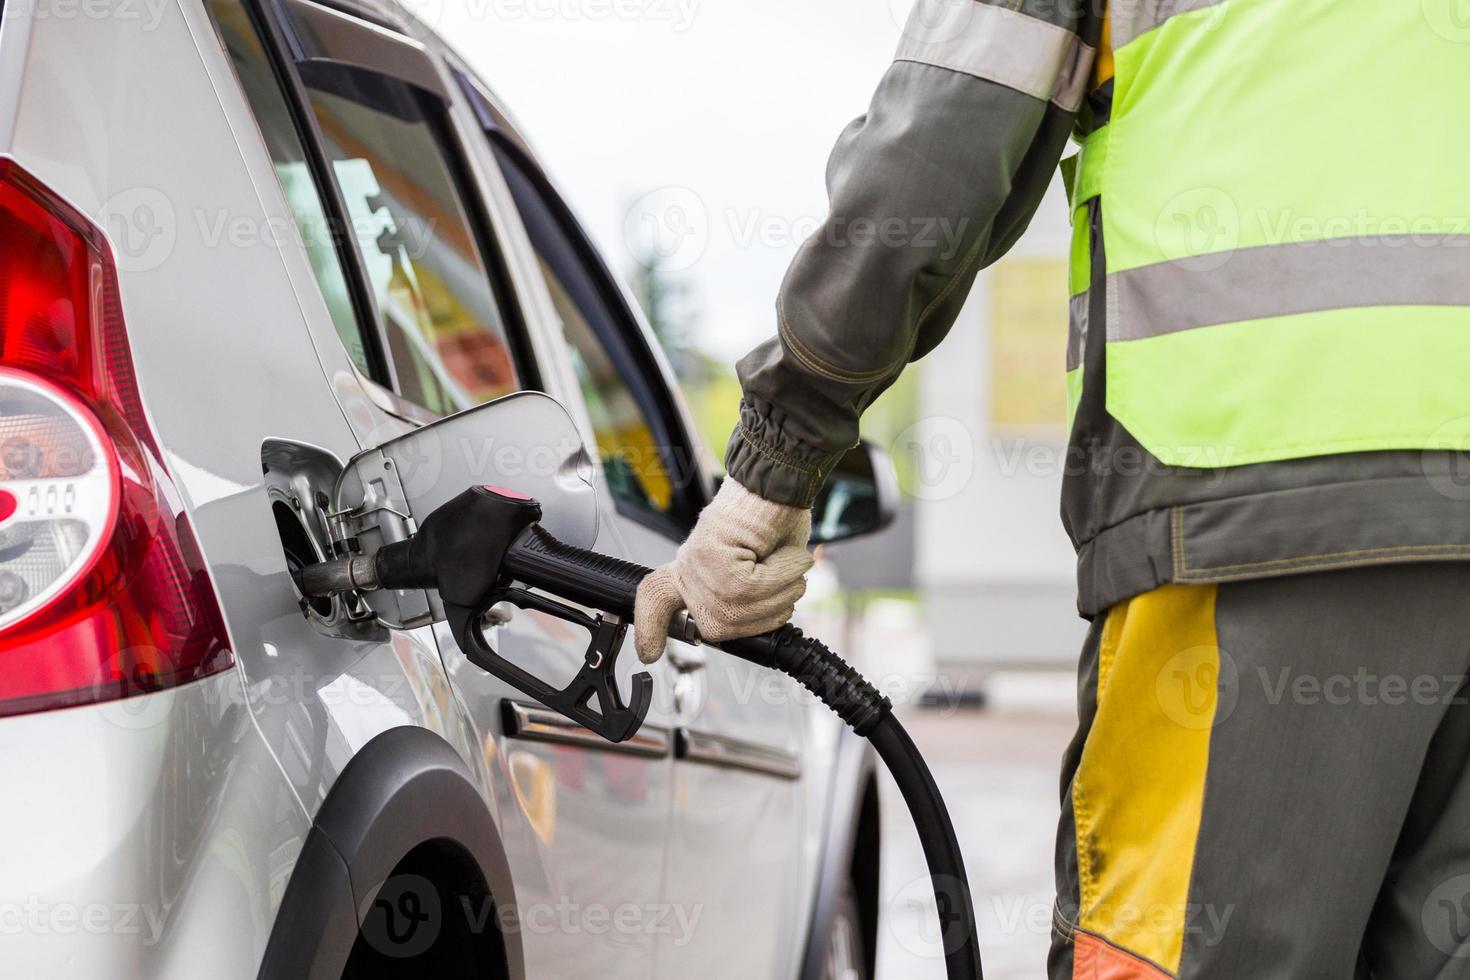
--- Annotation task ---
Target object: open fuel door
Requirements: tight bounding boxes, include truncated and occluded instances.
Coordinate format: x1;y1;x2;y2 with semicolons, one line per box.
326;390;598;629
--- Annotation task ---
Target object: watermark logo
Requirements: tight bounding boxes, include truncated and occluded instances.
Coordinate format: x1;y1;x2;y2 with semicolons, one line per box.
624;187;709;272
891;0;976;45
395;0;447;40
24;0;172;31
0;898;171;944
1424;874;1470;956
1155;645;1238;730
887;872;975;960
360;874;441;959
1155;187;1239;272
1423;0;1470;42
1422;417;1470;502
98;187;176;273
892;416;975;502
93;645;177;731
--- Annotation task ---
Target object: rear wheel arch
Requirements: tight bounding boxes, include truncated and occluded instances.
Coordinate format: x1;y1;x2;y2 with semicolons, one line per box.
257;726;523;980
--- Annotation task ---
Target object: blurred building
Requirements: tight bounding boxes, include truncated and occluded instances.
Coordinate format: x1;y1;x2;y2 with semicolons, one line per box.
913;175;1090;677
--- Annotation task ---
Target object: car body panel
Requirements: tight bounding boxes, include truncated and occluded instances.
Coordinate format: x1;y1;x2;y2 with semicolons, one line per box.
0;672;305;977
0;1;878;975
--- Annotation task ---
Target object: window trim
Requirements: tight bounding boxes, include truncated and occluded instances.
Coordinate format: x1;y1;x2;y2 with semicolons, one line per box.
276;0;451;102
244;0;541;410
221;0;397;389
463;83;704;535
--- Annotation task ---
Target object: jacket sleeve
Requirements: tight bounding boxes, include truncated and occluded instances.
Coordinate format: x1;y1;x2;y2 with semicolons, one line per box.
725;0;1101;507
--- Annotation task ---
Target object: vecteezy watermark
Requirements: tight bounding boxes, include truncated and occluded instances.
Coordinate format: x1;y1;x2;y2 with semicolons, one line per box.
15;0;172;31
889;878;1236;960
990;437;1237;486
1258;667;1469;708
1155;187;1240;271
1422;0;1470;43
717;659;972;714
1421;418;1470;502
476;0;699;30
725;209;971;262
92;187;443;274
398;0;700;36
890;0;1231;47
624;187;710;272
1156;191;1470;272
889;0;977;45
509;897;702;944
891;416;976;502
1248;209;1470;246
887;872;980;960
0;899;171;945
1425;874;1470;957
97;187;177;274
358;875;704;958
1066;900;1234;950
1155;645;1239;730
370;426;702;504
624;188;972;273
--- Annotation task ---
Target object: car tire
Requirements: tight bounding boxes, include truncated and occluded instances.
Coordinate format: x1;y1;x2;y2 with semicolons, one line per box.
818;883;869;980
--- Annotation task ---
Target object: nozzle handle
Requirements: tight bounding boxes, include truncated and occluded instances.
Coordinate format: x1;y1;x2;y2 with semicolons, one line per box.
503;523;648;619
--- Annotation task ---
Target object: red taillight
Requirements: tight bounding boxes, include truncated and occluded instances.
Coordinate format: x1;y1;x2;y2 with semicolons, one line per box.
0;160;232;716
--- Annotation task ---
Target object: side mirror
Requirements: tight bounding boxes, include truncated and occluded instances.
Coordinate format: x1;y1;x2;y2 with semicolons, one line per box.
809;439;899;546
332;391;598;627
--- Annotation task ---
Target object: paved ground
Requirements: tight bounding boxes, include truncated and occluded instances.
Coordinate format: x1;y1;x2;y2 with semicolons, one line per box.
875;675;1078;979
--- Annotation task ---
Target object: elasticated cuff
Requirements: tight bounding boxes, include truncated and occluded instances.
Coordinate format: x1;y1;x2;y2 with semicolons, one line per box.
722;401;844;509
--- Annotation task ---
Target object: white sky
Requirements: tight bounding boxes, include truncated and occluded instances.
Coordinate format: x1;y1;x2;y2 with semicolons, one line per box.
435;0;917;361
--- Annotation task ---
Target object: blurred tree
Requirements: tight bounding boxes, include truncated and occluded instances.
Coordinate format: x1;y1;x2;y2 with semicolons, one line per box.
628;244;698;378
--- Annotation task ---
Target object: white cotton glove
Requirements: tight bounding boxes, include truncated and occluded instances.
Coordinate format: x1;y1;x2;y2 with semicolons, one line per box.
634;479;814;664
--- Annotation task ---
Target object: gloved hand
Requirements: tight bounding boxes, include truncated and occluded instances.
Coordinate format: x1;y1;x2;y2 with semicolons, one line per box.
634;479;813;664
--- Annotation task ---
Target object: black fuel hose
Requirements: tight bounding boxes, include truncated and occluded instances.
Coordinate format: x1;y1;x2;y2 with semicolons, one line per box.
504;524;986;979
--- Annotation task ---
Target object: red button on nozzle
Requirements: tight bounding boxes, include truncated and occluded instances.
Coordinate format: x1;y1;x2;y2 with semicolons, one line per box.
481;485;534;501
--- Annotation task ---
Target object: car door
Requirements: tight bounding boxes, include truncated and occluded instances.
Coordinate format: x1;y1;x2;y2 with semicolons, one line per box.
204;2;677;976
463;90;812;977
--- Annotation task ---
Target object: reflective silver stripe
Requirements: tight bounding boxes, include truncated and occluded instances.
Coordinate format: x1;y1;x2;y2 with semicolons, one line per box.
1111;0;1233;49
1066;291;1089;371
895;0;1096;112
1108;236;1470;342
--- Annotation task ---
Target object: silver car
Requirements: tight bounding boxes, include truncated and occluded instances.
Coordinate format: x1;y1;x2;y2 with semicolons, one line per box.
0;0;892;976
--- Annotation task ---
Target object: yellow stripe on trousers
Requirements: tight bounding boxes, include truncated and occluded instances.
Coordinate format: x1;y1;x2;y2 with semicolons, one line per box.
1074;584;1220;976
1092;5;1114;89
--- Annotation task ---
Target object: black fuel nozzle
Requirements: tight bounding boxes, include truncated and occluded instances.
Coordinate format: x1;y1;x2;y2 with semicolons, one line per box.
302;485;653;744
298;484;541;602
299;484;888;741
373;485;543;605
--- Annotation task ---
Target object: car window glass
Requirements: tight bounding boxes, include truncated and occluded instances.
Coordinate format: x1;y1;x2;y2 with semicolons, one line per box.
205;0;372;376
301;70;520;414
556;274;674;514
490;145;679;521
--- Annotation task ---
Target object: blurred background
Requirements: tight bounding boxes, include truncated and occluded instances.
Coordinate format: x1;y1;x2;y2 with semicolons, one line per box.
441;1;1087;974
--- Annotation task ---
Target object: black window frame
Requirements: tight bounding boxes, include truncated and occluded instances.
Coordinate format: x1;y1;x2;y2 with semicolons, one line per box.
236;0;542;411
456;72;706;537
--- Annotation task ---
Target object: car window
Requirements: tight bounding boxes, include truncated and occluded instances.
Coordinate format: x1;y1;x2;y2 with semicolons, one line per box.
205;0;375;378
489;143;687;527
299;69;521;415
